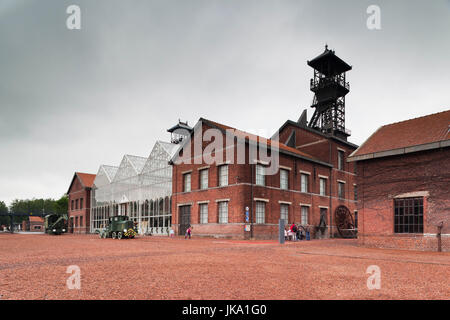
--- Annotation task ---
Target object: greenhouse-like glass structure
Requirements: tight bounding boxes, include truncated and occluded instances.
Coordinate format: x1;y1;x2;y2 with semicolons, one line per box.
90;141;179;235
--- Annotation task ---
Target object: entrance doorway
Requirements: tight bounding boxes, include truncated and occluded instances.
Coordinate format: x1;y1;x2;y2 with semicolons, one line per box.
179;205;191;236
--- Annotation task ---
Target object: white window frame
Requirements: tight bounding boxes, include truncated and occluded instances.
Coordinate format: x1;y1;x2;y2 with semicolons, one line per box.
256;164;265;186
218;201;228;224
199;203;208;224
280;169;289;190
200;168;208;190
184;173;191;192
300;173;309;193
218;165;228;187
255;201;265;224
280;204;289;223
319;178;327;196
301;206;309;225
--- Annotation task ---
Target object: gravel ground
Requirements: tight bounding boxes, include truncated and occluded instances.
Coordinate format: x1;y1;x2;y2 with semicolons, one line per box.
0;233;448;300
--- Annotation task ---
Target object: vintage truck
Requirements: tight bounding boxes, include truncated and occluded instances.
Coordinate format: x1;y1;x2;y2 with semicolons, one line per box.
44;214;68;235
99;215;137;239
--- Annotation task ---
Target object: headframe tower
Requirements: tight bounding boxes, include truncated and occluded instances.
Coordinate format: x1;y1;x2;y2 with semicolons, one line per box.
307;45;352;140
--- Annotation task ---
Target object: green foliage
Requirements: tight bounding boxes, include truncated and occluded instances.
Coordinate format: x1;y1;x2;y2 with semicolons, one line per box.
55;195;68;216
1;195;69;225
0;201;9;226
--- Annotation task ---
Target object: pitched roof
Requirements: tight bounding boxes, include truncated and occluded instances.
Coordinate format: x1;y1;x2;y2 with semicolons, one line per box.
157;141;180;159
124;155;147;174
29;216;44;223
273;119;359;149
93;165;119;188
76;172;96;188
67;172;96;194
349;109;450;161
170;118;332;167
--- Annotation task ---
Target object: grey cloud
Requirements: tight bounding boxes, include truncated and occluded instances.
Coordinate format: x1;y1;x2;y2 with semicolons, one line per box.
0;0;449;204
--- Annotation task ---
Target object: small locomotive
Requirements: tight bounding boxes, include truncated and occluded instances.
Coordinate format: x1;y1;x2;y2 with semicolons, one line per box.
99;215;137;239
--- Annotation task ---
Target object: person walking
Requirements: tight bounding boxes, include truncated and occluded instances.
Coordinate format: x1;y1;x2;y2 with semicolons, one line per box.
185;225;192;239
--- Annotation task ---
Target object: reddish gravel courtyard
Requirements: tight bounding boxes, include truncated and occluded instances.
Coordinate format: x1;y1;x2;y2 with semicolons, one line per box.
0;233;449;300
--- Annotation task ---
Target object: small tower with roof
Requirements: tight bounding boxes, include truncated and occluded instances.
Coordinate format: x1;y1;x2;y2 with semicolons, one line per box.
167;120;193;144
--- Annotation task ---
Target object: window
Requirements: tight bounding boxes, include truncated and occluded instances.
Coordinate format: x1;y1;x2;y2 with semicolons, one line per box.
338;150;345;170
75;199;79;210
280;204;289;223
354;185;358;201
75;216;78;227
301;206;309;225
199;169;208;190
394;198;423;233
218;165;228;187
218;201;228;224
80;198;83;209
301;174;309;193
256;164;265;186
280;169;289;190
354;211;358;229
320;178;327;196
199;203;208;224
80;216;83;227
183;173;191;192
71;200;74;210
338;182;345;198
255;201;265;224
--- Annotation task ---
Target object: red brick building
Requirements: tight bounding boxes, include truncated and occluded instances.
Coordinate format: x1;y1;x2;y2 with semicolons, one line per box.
22;216;44;232
67;172;96;234
348;110;450;252
170;117;358;240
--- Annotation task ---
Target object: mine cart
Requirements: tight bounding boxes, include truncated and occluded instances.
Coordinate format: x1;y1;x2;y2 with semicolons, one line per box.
99;215;137;239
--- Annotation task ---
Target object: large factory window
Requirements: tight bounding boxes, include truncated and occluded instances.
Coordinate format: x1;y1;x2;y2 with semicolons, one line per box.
394;198;423;234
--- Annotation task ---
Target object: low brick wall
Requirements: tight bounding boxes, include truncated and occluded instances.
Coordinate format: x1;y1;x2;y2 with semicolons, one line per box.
358;233;450;252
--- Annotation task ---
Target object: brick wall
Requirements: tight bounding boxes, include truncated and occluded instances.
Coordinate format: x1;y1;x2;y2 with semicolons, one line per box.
172;121;358;240
68;175;91;234
356;148;450;252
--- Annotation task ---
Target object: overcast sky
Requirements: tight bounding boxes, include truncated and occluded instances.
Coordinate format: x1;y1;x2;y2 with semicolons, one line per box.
1;0;449;205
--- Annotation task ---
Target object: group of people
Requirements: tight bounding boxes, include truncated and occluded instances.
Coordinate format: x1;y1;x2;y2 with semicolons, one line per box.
172;223;308;241
285;223;309;241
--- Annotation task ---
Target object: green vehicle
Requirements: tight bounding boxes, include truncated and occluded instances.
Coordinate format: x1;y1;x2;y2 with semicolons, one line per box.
44;214;68;235
99;215;137;239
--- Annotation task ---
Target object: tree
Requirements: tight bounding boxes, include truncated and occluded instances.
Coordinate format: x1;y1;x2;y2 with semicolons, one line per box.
55;195;68;216
4;196;69;226
0;201;9;226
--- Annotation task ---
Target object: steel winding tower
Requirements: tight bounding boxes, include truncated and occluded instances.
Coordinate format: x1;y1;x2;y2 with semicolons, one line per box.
307;45;352;140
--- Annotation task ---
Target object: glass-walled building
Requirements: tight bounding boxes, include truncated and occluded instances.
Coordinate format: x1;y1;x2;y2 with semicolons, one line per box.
90;141;179;235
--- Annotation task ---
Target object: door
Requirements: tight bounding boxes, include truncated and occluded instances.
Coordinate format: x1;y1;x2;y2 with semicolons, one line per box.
69;217;74;233
179;205;191;236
